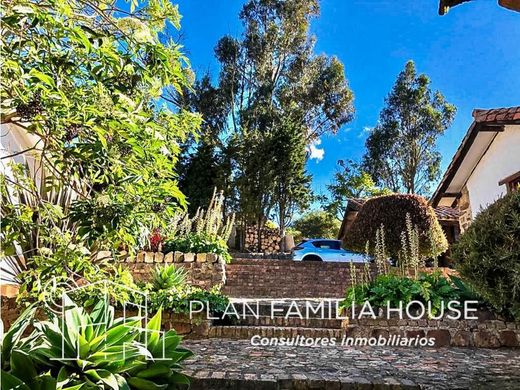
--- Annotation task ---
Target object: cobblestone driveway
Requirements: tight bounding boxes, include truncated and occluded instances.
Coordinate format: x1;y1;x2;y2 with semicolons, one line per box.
182;339;520;389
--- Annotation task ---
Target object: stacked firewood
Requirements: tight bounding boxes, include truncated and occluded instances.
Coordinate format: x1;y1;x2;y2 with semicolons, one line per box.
244;225;281;253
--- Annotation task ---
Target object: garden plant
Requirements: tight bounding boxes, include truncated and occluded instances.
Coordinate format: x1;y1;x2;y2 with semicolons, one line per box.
453;190;520;320
0;296;192;389
342;271;478;317
343;194;448;264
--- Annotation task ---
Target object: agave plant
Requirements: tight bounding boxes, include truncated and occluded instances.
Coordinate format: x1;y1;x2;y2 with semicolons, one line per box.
127;308;193;388
151;264;188;291
0;295;192;389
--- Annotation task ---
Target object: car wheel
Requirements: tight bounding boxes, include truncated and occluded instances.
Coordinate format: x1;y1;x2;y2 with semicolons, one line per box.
302;255;322;262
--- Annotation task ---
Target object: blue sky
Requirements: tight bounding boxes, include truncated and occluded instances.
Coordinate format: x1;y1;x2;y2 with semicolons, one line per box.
175;0;520;199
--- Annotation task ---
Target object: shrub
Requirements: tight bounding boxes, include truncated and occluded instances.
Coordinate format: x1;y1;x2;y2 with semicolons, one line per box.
292;210;340;240
343;272;464;316
343;194;448;260
0;296;192;389
16;234;140;308
162;232;232;262
149;285;230;317
452;191;520;319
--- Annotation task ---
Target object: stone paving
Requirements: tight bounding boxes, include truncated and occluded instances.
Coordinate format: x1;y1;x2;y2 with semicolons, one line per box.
182;339;520;389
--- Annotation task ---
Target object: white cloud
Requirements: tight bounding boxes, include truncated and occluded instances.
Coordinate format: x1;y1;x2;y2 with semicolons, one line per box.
358;126;373;138
307;138;325;161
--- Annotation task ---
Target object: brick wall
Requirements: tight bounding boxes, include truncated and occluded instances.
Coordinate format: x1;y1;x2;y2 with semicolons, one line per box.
222;259;457;299
232;252;291;260
1;295;25;330
223;259;378;298
210;310;520;348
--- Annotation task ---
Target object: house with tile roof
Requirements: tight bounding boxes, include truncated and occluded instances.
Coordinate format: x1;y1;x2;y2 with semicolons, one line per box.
431;106;520;231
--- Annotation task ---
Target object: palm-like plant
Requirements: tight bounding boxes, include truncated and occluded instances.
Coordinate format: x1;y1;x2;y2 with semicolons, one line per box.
0;163;79;283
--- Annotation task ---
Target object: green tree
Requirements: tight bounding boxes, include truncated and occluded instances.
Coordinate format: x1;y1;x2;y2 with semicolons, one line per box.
177;75;232;213
292;210;340;240
363;60;456;195
272;119;312;236
320;159;391;220
214;0;354;248
0;0;200;266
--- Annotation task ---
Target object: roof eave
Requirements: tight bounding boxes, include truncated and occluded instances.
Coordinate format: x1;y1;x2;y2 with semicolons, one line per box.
431;121;478;207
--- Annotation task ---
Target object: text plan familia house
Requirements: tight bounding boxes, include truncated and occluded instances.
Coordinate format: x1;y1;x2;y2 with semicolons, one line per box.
431;106;520;231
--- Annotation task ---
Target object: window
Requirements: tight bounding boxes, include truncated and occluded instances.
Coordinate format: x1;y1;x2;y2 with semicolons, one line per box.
312;240;341;250
499;171;520;193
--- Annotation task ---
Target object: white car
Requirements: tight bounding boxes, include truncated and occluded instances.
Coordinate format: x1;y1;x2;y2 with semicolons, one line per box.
291;239;368;262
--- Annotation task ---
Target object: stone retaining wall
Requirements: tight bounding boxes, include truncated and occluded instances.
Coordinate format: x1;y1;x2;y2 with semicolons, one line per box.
232;252;291;260
347;314;520;348
119;251;226;289
209;311;520;348
120;309;211;339
0;296;22;330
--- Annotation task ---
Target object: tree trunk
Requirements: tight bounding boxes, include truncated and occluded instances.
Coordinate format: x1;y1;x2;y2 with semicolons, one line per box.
278;197;286;238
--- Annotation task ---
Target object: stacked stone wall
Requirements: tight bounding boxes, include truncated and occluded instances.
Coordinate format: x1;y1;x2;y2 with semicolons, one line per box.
120;251;226;289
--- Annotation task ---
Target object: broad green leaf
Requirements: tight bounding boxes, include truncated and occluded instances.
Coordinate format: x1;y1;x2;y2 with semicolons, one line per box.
29;69;55;87
145;308;162;351
10;350;37;386
1;370;31;390
39;374;57;390
62;385;86;390
168;371;191;385
84;369;119;390
1;304;36;365
78;333;90;359
115;374;131;390
135;364;171;379
127;377;168;390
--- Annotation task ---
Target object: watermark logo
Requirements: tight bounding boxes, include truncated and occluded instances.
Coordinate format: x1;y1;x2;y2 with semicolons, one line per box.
43;279;172;361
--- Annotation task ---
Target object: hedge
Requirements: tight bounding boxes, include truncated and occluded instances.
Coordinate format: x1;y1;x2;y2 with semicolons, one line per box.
452;190;520;320
343;194;448;259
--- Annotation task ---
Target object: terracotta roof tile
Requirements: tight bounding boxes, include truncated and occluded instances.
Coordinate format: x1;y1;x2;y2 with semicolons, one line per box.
472;106;520;123
434;205;460;221
432;105;520;208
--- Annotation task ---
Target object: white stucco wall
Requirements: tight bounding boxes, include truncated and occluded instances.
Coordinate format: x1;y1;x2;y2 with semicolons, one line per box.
466;125;520;217
1;123;42;284
1;123;41;172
